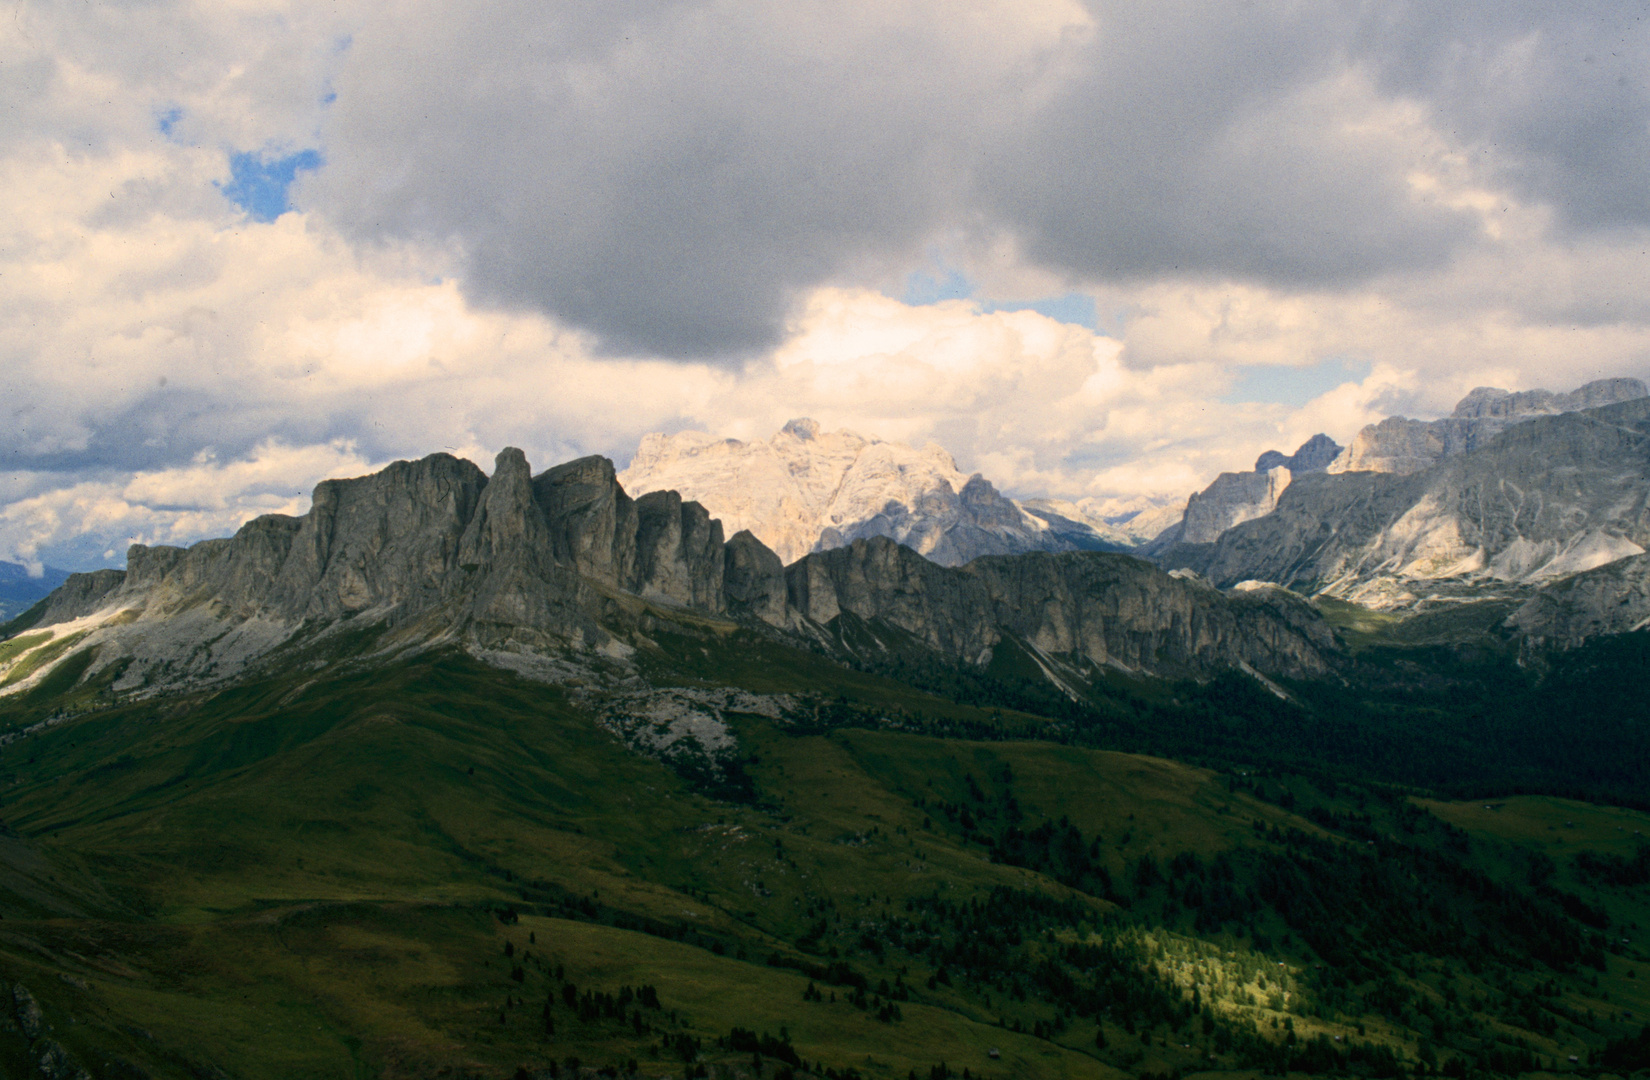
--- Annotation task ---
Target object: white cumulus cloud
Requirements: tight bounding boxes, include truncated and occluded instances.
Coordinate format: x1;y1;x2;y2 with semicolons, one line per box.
6;0;1650;570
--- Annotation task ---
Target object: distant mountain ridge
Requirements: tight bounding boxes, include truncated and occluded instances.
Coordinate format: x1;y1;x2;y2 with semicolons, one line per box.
1140;379;1650;558
1327;377;1648;475
1147;433;1344;550
12;375;1650;706
0;561;71;621
0;447;1333;705
619;419;1130;567
1018;497;1178;548
1154;381;1650;646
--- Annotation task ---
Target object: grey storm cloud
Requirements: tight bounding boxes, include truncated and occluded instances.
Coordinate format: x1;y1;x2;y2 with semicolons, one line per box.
1358;2;1650;232
301;1;1650;359
309;1;991;358
977;2;1480;287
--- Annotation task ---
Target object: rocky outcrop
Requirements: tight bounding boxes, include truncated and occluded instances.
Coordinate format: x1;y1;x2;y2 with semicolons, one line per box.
0;448;729;694
454;448;590;634
5;444;1345;697
1147;434;1342;549
5;983;92;1080
263;452;489;621
1161;396;1650;613
1509;552;1650;648
785;537;1333;678
1255;433;1343;473
1328;378;1647;475
722;530;788;624
1179;466;1294;545
619;418;1119;565
533;455;640;587
11;569;126;631
634;490;726;609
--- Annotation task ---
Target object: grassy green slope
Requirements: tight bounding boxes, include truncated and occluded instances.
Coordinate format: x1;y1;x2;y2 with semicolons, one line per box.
0;620;1643;1079
0;647;1129;1078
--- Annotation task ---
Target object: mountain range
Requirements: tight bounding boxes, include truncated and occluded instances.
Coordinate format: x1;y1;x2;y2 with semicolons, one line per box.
1147;433;1344;548
620;378;1650;579
9;376;1650;709
614;376;1650;649
618;419;1141;567
3;382;1650;1079
0;562;70;622
1327;378;1650;475
8;374;1650;708
1;447;1327;709
1156;379;1650;639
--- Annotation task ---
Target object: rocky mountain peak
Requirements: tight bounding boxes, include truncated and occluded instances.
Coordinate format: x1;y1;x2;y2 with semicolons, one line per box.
618;420;1120;566
1154;390;1650;643
1329;377;1649;475
458;447;548;570
1451;377;1648;419
1254;433;1341;474
3;444;1343;703
533;454;638;587
1162;433;1342;548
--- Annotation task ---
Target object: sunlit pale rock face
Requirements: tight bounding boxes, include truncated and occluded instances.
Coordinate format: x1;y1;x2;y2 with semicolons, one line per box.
1144;434;1342;550
1179;466;1295;545
618;419;1119;566
1112;502;1191;546
1158;393;1650;618
1328;378;1648;475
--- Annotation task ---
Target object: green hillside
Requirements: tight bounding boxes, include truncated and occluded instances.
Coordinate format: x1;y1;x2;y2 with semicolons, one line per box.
0;614;1646;1079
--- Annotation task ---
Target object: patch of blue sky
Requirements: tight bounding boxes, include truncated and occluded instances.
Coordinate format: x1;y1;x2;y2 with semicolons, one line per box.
980;293;1098;331
1223;356;1372;407
901;266;975;306
219;149;323;222
900;265;1102;332
156;107;184;138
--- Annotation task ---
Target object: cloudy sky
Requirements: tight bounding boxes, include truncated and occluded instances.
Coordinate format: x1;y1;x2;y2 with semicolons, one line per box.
5;1;1650;571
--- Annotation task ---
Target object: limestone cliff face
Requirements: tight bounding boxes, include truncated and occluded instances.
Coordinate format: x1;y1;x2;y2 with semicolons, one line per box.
1179;466;1295;545
634;490;726;609
7;446;1341;697
533;456;639;588
455;448;591;634
1328;378;1647;475
7;448;725;692
17;569;125;627
618;419;1115;565
1508;553;1650;647
270;453;489;620
1162;397;1650;612
1149;434;1342;550
785;537;1333;678
32;453;493;634
722;530;788;624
